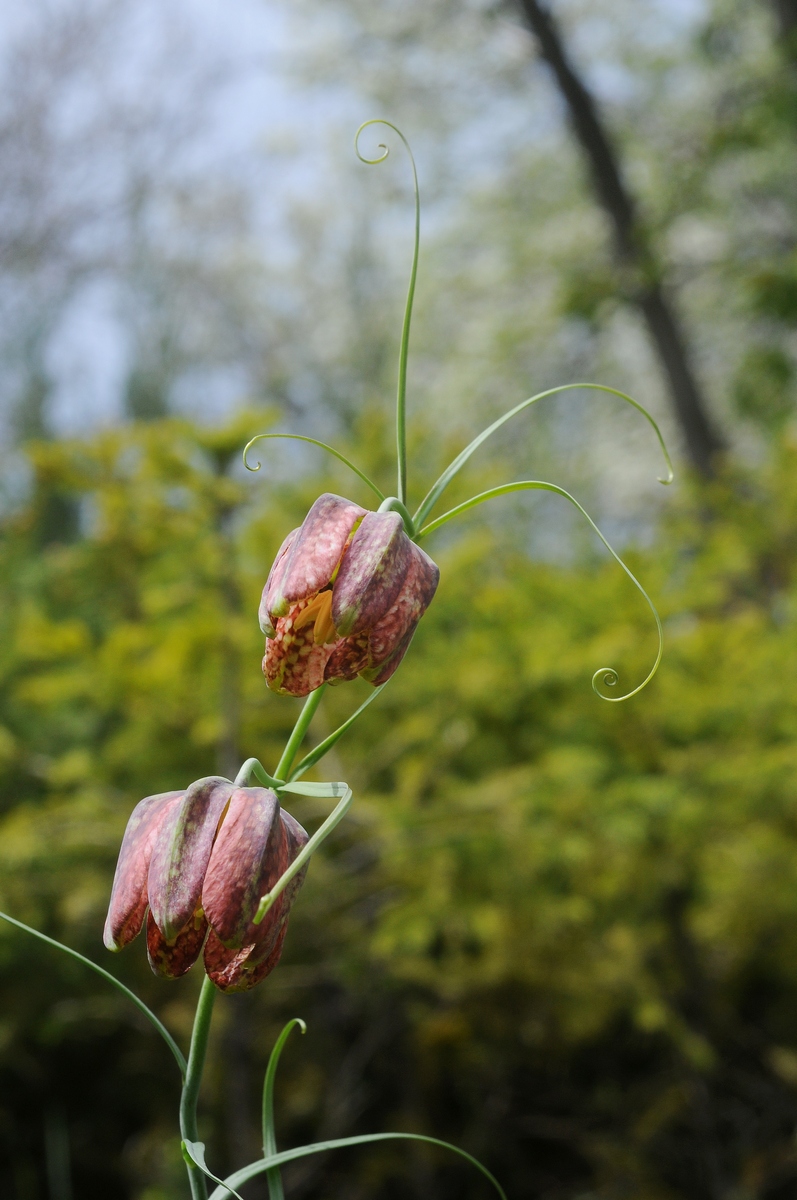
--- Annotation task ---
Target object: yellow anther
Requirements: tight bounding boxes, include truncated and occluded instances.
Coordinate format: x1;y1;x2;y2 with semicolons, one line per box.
293;590;337;645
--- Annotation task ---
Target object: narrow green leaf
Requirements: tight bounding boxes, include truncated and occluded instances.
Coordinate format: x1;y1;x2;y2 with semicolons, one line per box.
261;1019;307;1200
413;382;674;531
242;433;384;502
278;781;349;798
254;785;353;923
182;1141;245;1200
289;685;386;782
355;120;420;506
0;910;186;1077
417;480;663;702
234;758;284;789
207;1132;507;1200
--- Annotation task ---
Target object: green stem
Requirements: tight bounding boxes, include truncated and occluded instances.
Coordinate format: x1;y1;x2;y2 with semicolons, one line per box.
234;758;284;789
275;685;326;781
180;977;217;1200
377;496;415;538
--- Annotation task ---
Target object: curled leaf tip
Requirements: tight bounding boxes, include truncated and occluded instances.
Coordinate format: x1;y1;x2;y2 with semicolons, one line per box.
417;478;663;703
241;433;385;500
592;668;621;701
592;644;662;704
243;435;263;472
355;120;393;164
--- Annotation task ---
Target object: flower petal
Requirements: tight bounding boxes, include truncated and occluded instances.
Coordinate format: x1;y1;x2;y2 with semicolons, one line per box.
331;511;411;637
324;633;370;684
103;790;185;951
202;786;282;948
259;528;298;637
147;777;234;942
203;922;288;993
238;809;308;962
265;494;366;620
146;910;207;979
202;807;308;991
360;541;440;684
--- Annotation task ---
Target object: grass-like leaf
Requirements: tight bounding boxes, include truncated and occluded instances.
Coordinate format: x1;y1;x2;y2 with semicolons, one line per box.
261;1018;307;1200
417;480;662;702
243;433;385;503
207;1132;507;1200
254;783;353;923
183;1140;245;1200
413;382;673;532
0;910;186;1077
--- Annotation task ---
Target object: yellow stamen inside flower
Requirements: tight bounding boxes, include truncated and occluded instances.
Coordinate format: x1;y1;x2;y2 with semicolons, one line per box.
293;589;337;645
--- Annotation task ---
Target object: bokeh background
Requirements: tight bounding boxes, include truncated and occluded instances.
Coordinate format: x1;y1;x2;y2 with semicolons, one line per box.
2;1;797;1196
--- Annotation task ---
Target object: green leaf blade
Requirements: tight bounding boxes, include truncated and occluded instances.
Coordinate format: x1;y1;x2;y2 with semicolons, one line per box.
208;1132;507;1200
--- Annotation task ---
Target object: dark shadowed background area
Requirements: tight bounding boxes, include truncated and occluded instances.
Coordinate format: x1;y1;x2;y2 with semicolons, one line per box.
3;1;797;1197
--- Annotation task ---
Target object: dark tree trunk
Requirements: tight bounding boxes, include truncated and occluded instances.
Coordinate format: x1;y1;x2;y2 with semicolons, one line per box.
517;0;725;475
774;0;797;40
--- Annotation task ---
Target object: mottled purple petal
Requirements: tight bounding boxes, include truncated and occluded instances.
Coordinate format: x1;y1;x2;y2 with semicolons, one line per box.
236;807;308;962
359;542;439;684
265;494;366;620
259;528;297;637
202;786;282;948
203;922;288;993
324;633;369;683
146;910;207;979
147;777;233;942
103;790;184;951
331;512;411;637
202;807;308;991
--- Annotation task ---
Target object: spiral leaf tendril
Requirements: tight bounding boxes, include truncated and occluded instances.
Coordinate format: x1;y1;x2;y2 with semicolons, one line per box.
243;433;384;502
417;480;663;702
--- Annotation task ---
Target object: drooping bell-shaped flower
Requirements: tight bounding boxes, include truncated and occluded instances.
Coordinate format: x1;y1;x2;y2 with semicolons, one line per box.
104;777;308;993
260;493;439;697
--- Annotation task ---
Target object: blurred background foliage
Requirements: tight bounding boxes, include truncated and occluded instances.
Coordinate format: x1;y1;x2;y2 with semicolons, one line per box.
4;0;797;1197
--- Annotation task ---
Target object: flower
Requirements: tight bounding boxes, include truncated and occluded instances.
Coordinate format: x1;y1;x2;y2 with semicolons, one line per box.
103;776;308;993
260;493;439;696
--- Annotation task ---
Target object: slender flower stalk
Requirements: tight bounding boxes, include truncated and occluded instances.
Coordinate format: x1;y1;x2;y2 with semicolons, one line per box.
180;977;217;1200
275;686;327;779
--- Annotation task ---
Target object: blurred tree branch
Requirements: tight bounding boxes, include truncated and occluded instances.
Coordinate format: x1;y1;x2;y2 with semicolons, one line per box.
516;0;725;476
